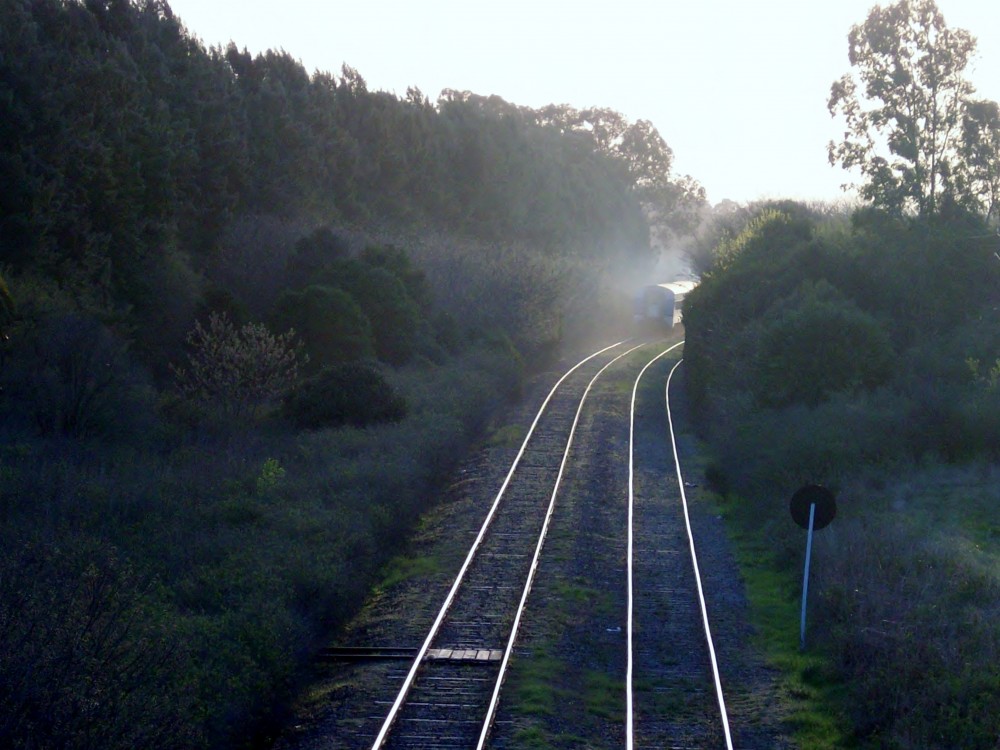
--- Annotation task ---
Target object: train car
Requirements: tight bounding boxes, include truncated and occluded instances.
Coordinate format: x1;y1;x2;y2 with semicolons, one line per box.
634;280;698;328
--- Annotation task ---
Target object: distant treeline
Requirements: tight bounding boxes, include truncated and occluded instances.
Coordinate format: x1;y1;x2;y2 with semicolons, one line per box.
0;0;707;369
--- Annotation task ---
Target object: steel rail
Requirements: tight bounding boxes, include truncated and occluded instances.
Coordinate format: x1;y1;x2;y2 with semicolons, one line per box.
475;342;648;750
665;358;734;750
626;340;685;750
369;340;628;750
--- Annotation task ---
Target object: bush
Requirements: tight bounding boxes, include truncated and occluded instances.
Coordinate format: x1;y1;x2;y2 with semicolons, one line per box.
711;388;912;493
358;243;432;310
319;260;422;366
283;362;407;429
270;285;374;370
0;314;154;438
172;312;304;419
285;226;351;288
753;280;894;408
0;537;200;750
816;503;1000;748
194;286;250;328
0;270;14;338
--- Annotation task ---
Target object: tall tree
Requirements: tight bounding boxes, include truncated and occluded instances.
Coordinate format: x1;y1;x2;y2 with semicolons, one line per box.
828;0;976;216
958;99;1000;224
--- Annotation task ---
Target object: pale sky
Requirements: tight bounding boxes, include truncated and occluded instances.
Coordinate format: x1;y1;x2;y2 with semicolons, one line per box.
167;0;1000;206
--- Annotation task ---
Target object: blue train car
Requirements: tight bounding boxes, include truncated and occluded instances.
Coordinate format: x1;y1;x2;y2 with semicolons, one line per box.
634;280;698;327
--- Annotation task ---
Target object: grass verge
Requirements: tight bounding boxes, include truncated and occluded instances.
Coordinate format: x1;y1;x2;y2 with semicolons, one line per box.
714;491;854;749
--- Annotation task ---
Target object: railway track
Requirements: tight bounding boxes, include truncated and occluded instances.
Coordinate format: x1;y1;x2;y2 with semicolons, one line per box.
285;340;751;749
371;341;643;749
628;354;733;750
484;342;732;749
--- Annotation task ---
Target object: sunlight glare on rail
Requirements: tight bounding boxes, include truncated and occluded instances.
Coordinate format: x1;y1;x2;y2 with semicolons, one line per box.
626;340;684;750
665;358;734;750
370;340;628;750
475;341;648;750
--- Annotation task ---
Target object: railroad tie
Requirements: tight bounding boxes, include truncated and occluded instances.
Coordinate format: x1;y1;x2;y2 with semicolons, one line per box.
318;645;502;663
425;648;502;663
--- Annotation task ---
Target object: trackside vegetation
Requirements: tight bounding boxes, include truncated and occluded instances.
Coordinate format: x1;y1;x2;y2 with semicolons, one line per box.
0;1;708;747
686;5;1000;738
684;203;1000;748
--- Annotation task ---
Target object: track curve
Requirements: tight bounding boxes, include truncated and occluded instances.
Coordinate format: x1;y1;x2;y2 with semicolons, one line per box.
372;341;641;749
629;349;733;749
274;339;780;750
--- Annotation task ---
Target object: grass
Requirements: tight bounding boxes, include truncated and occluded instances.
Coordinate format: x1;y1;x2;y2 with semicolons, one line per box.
377;553;442;591
506;644;568;717
484;422;526;447
888;464;1000;577
821;465;1000;747
583;669;624;721
710;460;1000;749
511;725;554;749
714;491;854;750
550;578;615;621
510;725;590;749
507;656;596;750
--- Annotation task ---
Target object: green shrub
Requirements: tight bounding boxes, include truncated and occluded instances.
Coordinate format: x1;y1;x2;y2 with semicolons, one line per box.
0;536;200;750
816;508;1000;748
286;226;351;288
283;362;407;429
432;309;465;354
753;280;893;408
0;337;527;749
0;270;15;338
319;260;422;365
172;312;304;419
194;286;250;327
270;284;374;369
359;242;432;310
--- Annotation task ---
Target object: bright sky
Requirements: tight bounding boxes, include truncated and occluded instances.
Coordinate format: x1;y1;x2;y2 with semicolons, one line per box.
167;0;1000;206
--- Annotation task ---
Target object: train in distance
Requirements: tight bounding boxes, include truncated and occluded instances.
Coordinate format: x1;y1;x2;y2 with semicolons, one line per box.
633;279;699;328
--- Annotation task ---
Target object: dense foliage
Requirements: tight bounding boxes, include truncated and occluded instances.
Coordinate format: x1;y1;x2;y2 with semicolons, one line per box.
0;0;699;748
694;7;1000;725
0;0;673;363
685;205;1000;472
684;202;1000;746
284;362;407;430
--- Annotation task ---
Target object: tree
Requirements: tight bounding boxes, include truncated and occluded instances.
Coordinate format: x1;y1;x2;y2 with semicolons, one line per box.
358;243;432;310
753;281;894;408
172;312;303;418
2;314;152;438
269;285;374;370
828;0;976;216
285;226;351;288
319;260;422;366
958;99;1000;224
283;362;407;429
0;538;198;750
531;104;706;245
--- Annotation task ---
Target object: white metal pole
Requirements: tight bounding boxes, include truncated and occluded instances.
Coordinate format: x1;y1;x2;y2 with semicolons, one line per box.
800;502;816;650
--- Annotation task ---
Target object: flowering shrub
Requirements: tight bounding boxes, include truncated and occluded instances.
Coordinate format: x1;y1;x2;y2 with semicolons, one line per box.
172;312;303;418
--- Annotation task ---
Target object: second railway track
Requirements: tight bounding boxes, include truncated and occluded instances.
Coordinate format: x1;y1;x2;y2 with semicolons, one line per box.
276;337;790;750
